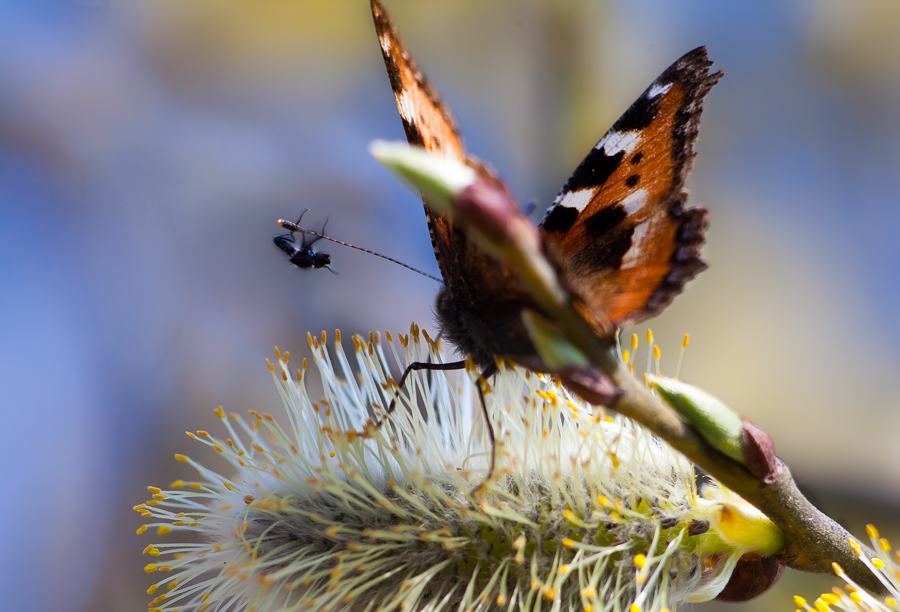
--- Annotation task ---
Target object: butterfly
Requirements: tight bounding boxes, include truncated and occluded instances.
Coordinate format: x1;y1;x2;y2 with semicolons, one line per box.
370;0;720;474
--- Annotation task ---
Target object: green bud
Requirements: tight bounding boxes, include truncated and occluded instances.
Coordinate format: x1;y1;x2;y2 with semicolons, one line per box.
369;140;476;211
646;375;744;464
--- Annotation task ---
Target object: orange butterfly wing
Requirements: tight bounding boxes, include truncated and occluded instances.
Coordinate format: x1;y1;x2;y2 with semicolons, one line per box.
540;48;721;329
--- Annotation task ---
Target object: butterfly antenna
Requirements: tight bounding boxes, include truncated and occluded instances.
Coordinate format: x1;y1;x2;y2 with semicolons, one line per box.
277;218;441;283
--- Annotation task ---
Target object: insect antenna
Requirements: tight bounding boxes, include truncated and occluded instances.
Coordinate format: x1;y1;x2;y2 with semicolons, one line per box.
277;216;442;283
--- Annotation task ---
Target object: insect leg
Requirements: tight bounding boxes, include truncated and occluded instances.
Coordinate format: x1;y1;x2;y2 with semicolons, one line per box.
376;359;468;426
471;362;498;495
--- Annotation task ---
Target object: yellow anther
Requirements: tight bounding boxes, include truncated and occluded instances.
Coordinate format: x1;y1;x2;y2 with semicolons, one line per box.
866;524;880;539
630;603;640;612
622;350;630;363
832;562;844;575
653;346;660;359
157;525;171;536
174;454;188;462
152;494;165;500
878;537;891;551
814;598;829;612
136;525;148;535
872;558;885;569
541;586;556;600
335;329;341;343
596;496;608;507
646;329;653;344
190;483;203;489
793;596;808;608
186;432;197;439
147;585;159;595
147;486;162;494
631;334;638;350
144;563;158;573
223;481;234;491
584;606;593;612
213;406;224;418
170;480;184;488
562;538;574;547
496;595;507;606
682;334;690;348
633;554;647;569
821;593;839;605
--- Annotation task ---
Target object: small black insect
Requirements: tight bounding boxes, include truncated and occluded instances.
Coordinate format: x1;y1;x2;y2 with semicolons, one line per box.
273;209;337;274
275;210;441;282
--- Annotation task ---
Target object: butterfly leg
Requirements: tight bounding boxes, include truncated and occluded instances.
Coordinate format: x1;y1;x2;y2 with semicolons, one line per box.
470;362;498;496
373;358;500;493
377;359;468;426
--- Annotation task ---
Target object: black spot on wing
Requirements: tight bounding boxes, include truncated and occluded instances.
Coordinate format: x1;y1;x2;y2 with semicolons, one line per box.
625;174;640;188
541;205;579;233
571;204;633;272
560;148;624;194
572;224;634;273
611;90;663;132
630;152;643;165
400;117;423;147
583;203;627;238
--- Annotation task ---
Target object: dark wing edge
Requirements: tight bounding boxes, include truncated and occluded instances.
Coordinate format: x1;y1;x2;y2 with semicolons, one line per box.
634;46;721;326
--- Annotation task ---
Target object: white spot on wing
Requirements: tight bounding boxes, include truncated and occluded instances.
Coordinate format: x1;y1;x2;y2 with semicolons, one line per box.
622;220;652;269
595;130;641;156
621;189;649;215
648;81;673;99
397;90;415;122
555;188;595;212
379;34;392;53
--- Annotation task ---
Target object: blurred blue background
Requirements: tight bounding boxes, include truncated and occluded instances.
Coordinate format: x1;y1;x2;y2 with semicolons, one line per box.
2;1;899;610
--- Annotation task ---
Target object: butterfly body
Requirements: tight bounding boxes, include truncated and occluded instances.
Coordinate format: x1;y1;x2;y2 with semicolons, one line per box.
434;263;550;371
371;0;720;371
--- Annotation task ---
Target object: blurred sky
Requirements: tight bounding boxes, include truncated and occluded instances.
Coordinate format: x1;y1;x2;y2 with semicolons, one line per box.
1;1;899;611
